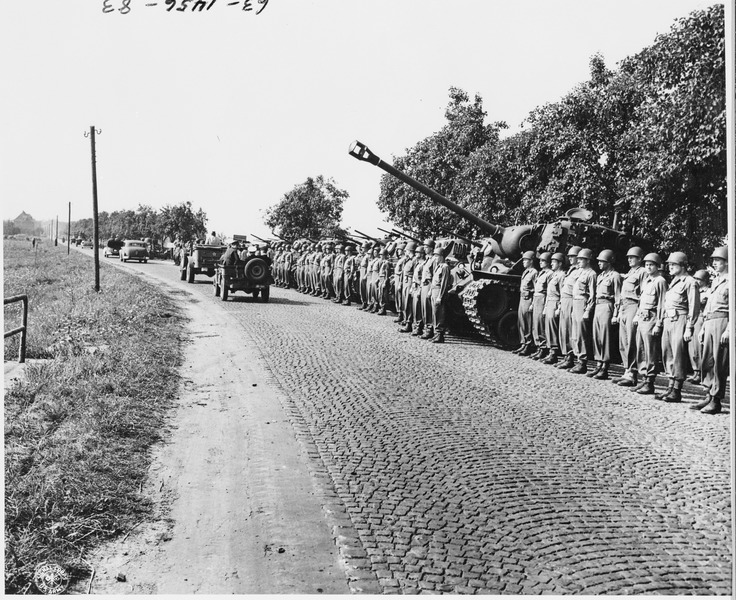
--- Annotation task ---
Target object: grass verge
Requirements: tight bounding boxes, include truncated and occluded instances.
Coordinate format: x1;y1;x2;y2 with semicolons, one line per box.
4;239;185;593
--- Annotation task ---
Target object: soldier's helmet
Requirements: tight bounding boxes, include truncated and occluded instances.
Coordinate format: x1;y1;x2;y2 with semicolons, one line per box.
643;252;663;266
538;251;552;263
345;244;355;253
693;269;710;284
335;243;343;250
567;245;582;258
597;249;615;263
404;241;416;253
423;238;436;248
577;248;594;260
521;250;536;260
626;246;644;259
666;251;688;266
433;245;445;256
415;245;426;256
551;252;566;263
381;248;390;257
361;242;371;251
710;246;728;261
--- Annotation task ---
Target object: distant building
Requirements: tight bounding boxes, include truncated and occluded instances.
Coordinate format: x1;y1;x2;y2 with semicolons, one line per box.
12;211;36;235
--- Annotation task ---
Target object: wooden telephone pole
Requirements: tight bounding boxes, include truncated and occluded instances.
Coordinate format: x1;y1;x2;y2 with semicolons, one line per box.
86;126;101;291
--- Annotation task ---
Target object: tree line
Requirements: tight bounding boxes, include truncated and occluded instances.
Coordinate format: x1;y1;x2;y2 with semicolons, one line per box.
71;201;208;245
375;5;726;267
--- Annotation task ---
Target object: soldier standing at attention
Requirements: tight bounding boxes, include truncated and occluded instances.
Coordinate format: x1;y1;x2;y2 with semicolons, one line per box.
687;269;711;384
411;245;427;336
393;244;408;323
420;239;440;340
612;247;647;387
356;242;370;310
556;246;581;369
656;252;700;402
321;242;335;299
398;242;417;332
342;244;356;306
333;244;346;303
569;248;597;374
530;252;553;360
377;248;393;316
429;245;452;343
692;246;729;414
513;250;538;356
633;253;667;395
542;252;566;365
587;249;622;380
366;245;381;312
283;244;294;289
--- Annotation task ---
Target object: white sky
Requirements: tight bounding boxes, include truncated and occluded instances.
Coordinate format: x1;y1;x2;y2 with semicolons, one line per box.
0;0;718;241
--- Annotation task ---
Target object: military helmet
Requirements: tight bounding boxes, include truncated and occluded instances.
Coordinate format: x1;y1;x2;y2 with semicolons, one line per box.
433;245;445;256
538;251;552;263
415;245;426;255
643;252;662;266
597;249;615;263
335;243;343;249
381;248;389;257
521;250;536;260
666;251;688;266
423;238;436;248
626;246;644;259
567;245;582;257
404;241;416;253
693;269;710;283
577;248;594;260
361;242;371;251
710;246;728;261
551;252;566;263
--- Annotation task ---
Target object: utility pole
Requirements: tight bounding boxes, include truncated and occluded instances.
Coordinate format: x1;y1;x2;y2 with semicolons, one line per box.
67;202;71;255
55;215;58;246
86;126;102;291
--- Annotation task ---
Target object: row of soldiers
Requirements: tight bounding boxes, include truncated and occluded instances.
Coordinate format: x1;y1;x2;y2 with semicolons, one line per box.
270;238;456;343
515;245;729;415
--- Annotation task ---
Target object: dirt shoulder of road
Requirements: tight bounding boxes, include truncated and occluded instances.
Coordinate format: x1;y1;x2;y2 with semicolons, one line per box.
71;278;350;594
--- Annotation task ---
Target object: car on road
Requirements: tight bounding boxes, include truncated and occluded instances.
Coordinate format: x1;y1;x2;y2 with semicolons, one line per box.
103;245;120;258
120;240;149;263
80;240;93;249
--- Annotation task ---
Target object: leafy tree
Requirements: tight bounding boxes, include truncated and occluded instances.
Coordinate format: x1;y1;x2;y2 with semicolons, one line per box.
264;175;348;241
158;201;208;243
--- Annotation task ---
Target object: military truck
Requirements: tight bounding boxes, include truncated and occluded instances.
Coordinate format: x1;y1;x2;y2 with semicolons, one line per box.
180;243;227;283
213;240;273;302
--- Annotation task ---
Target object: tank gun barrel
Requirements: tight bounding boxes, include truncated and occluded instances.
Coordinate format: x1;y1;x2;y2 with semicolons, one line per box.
349;141;503;239
251;233;267;243
391;228;423;244
438;226;482;248
354;229;379;243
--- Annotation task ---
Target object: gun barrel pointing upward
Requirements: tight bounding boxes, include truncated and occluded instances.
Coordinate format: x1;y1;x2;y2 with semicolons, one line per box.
391;229;422;244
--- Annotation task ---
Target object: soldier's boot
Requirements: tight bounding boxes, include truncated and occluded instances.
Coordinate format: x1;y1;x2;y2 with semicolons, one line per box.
512;345;526;355
528;348;542;360
569;360;587;375
593;362;610;380
690;395;713;410
635;376;655;395
616;371;638;387
655;378;675;400
534;348;549;361
586;361;602;378
420;327;435;340
398;322;413;333
431;330;445;344
411;325;423;337
343;299;352;306
663;380;683;403
393;315;403;323
556;353;575;369
519;345;535;357
542;350;560;365
700;396;722;415
377;308;387;316
686;370;701;384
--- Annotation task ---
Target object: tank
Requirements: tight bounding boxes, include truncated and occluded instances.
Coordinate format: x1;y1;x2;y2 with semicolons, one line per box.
349;140;647;347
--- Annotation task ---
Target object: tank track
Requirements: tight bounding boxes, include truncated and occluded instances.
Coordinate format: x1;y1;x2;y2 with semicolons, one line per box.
461;278;519;346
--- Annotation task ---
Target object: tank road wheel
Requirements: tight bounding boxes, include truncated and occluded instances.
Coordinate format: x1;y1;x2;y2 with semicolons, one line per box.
260;287;270;303
462;279;510;344
220;278;229;301
244;258;269;284
495;311;520;349
187;262;195;284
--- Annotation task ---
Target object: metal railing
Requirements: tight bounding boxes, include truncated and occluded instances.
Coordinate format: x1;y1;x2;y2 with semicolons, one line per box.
4;294;28;363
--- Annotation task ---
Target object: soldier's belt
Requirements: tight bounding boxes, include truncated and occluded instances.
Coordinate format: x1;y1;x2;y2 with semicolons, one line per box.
665;308;687;320
705;311;729;321
637;309;655;321
596;298;614;304
622;298;639;306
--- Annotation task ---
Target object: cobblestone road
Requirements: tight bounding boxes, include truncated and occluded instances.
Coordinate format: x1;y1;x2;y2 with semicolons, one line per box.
190;276;732;594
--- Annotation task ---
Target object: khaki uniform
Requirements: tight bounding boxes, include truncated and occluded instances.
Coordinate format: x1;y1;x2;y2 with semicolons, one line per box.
401;256;417;326
412;258;426;331
421;255;441;333
700;274;729;399
572;267;597;362
517;266;538;348
558;266;579;357
394;255;407;321
377;258;392;312
543;270;565;353
662;274;700;380
430;260;452;333
592;269;622;362
333;253;346;302
636;274;667;379
616;266;647;376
